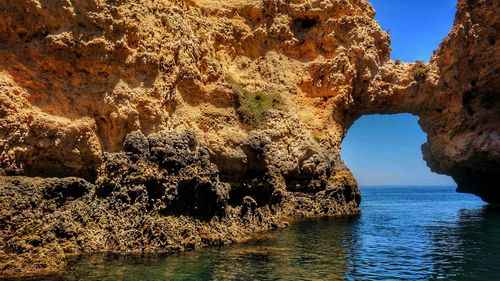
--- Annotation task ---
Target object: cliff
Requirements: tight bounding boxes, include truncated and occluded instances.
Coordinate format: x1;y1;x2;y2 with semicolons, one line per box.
0;0;498;276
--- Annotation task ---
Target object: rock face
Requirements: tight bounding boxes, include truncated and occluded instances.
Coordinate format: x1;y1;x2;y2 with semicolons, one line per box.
0;0;498;277
0;132;359;276
421;0;499;203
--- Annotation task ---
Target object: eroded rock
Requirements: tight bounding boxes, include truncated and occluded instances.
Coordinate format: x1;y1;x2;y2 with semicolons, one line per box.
97;130;230;219
0;130;360;276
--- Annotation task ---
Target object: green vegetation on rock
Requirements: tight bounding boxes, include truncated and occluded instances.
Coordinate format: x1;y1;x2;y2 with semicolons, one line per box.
227;76;282;124
412;61;428;83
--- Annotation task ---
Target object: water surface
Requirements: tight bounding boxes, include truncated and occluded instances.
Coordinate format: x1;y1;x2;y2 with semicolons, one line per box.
28;186;500;280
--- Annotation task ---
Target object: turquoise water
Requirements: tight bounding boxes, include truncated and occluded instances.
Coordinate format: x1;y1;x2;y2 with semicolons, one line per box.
27;186;500;280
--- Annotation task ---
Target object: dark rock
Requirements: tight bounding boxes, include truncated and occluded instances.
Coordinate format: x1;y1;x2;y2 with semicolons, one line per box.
43;178;93;205
169;177;230;220
148;130;206;173
123;130;150;157
269;188;287;205
0;132;362;278
96;130;230;218
241;196;257;216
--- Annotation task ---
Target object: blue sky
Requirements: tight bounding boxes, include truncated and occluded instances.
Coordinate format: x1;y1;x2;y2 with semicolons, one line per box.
370;0;457;62
340;0;456;186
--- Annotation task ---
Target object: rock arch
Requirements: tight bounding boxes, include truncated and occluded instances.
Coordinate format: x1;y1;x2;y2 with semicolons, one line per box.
0;0;497;201
347;0;500;203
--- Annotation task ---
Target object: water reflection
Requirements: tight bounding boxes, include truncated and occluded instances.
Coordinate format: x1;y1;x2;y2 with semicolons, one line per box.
11;186;500;281
428;206;500;281
346;187;499;281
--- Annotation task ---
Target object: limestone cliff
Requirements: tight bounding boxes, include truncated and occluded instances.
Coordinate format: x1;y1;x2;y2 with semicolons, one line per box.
0;0;498;277
422;0;499;203
350;0;499;203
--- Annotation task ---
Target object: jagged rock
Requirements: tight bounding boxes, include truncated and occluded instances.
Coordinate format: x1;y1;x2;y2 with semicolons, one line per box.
97;130;229;218
123;130;150;158
0;127;360;277
43;178;93;206
241;196;258;216
149;130;202;172
0;177;95;276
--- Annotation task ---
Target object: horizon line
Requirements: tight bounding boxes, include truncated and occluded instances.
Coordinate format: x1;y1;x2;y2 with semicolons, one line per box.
360;184;457;188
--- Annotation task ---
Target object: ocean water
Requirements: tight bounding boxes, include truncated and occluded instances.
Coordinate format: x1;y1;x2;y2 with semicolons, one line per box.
25;186;500;280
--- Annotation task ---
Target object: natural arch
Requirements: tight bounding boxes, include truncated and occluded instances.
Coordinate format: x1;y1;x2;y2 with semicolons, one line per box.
0;0;496;201
0;0;497;202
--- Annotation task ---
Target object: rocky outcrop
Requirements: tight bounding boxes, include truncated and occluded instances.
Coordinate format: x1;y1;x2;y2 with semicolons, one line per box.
0;0;389;180
346;0;500;203
0;131;359;276
421;0;499;203
0;0;498;277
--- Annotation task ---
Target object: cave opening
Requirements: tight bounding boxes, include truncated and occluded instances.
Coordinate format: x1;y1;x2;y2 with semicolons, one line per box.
341;113;454;187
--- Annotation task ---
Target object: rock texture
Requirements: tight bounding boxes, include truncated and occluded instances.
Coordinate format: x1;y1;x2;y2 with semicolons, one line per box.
0;132;358;276
0;0;498;277
349;0;500;203
421;0;499;203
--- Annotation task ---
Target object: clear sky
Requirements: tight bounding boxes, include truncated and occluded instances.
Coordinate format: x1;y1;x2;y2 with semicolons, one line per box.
340;0;457;186
370;0;457;62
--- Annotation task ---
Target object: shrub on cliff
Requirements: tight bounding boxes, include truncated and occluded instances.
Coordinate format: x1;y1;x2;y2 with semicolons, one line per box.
412;60;428;83
227;76;282;124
